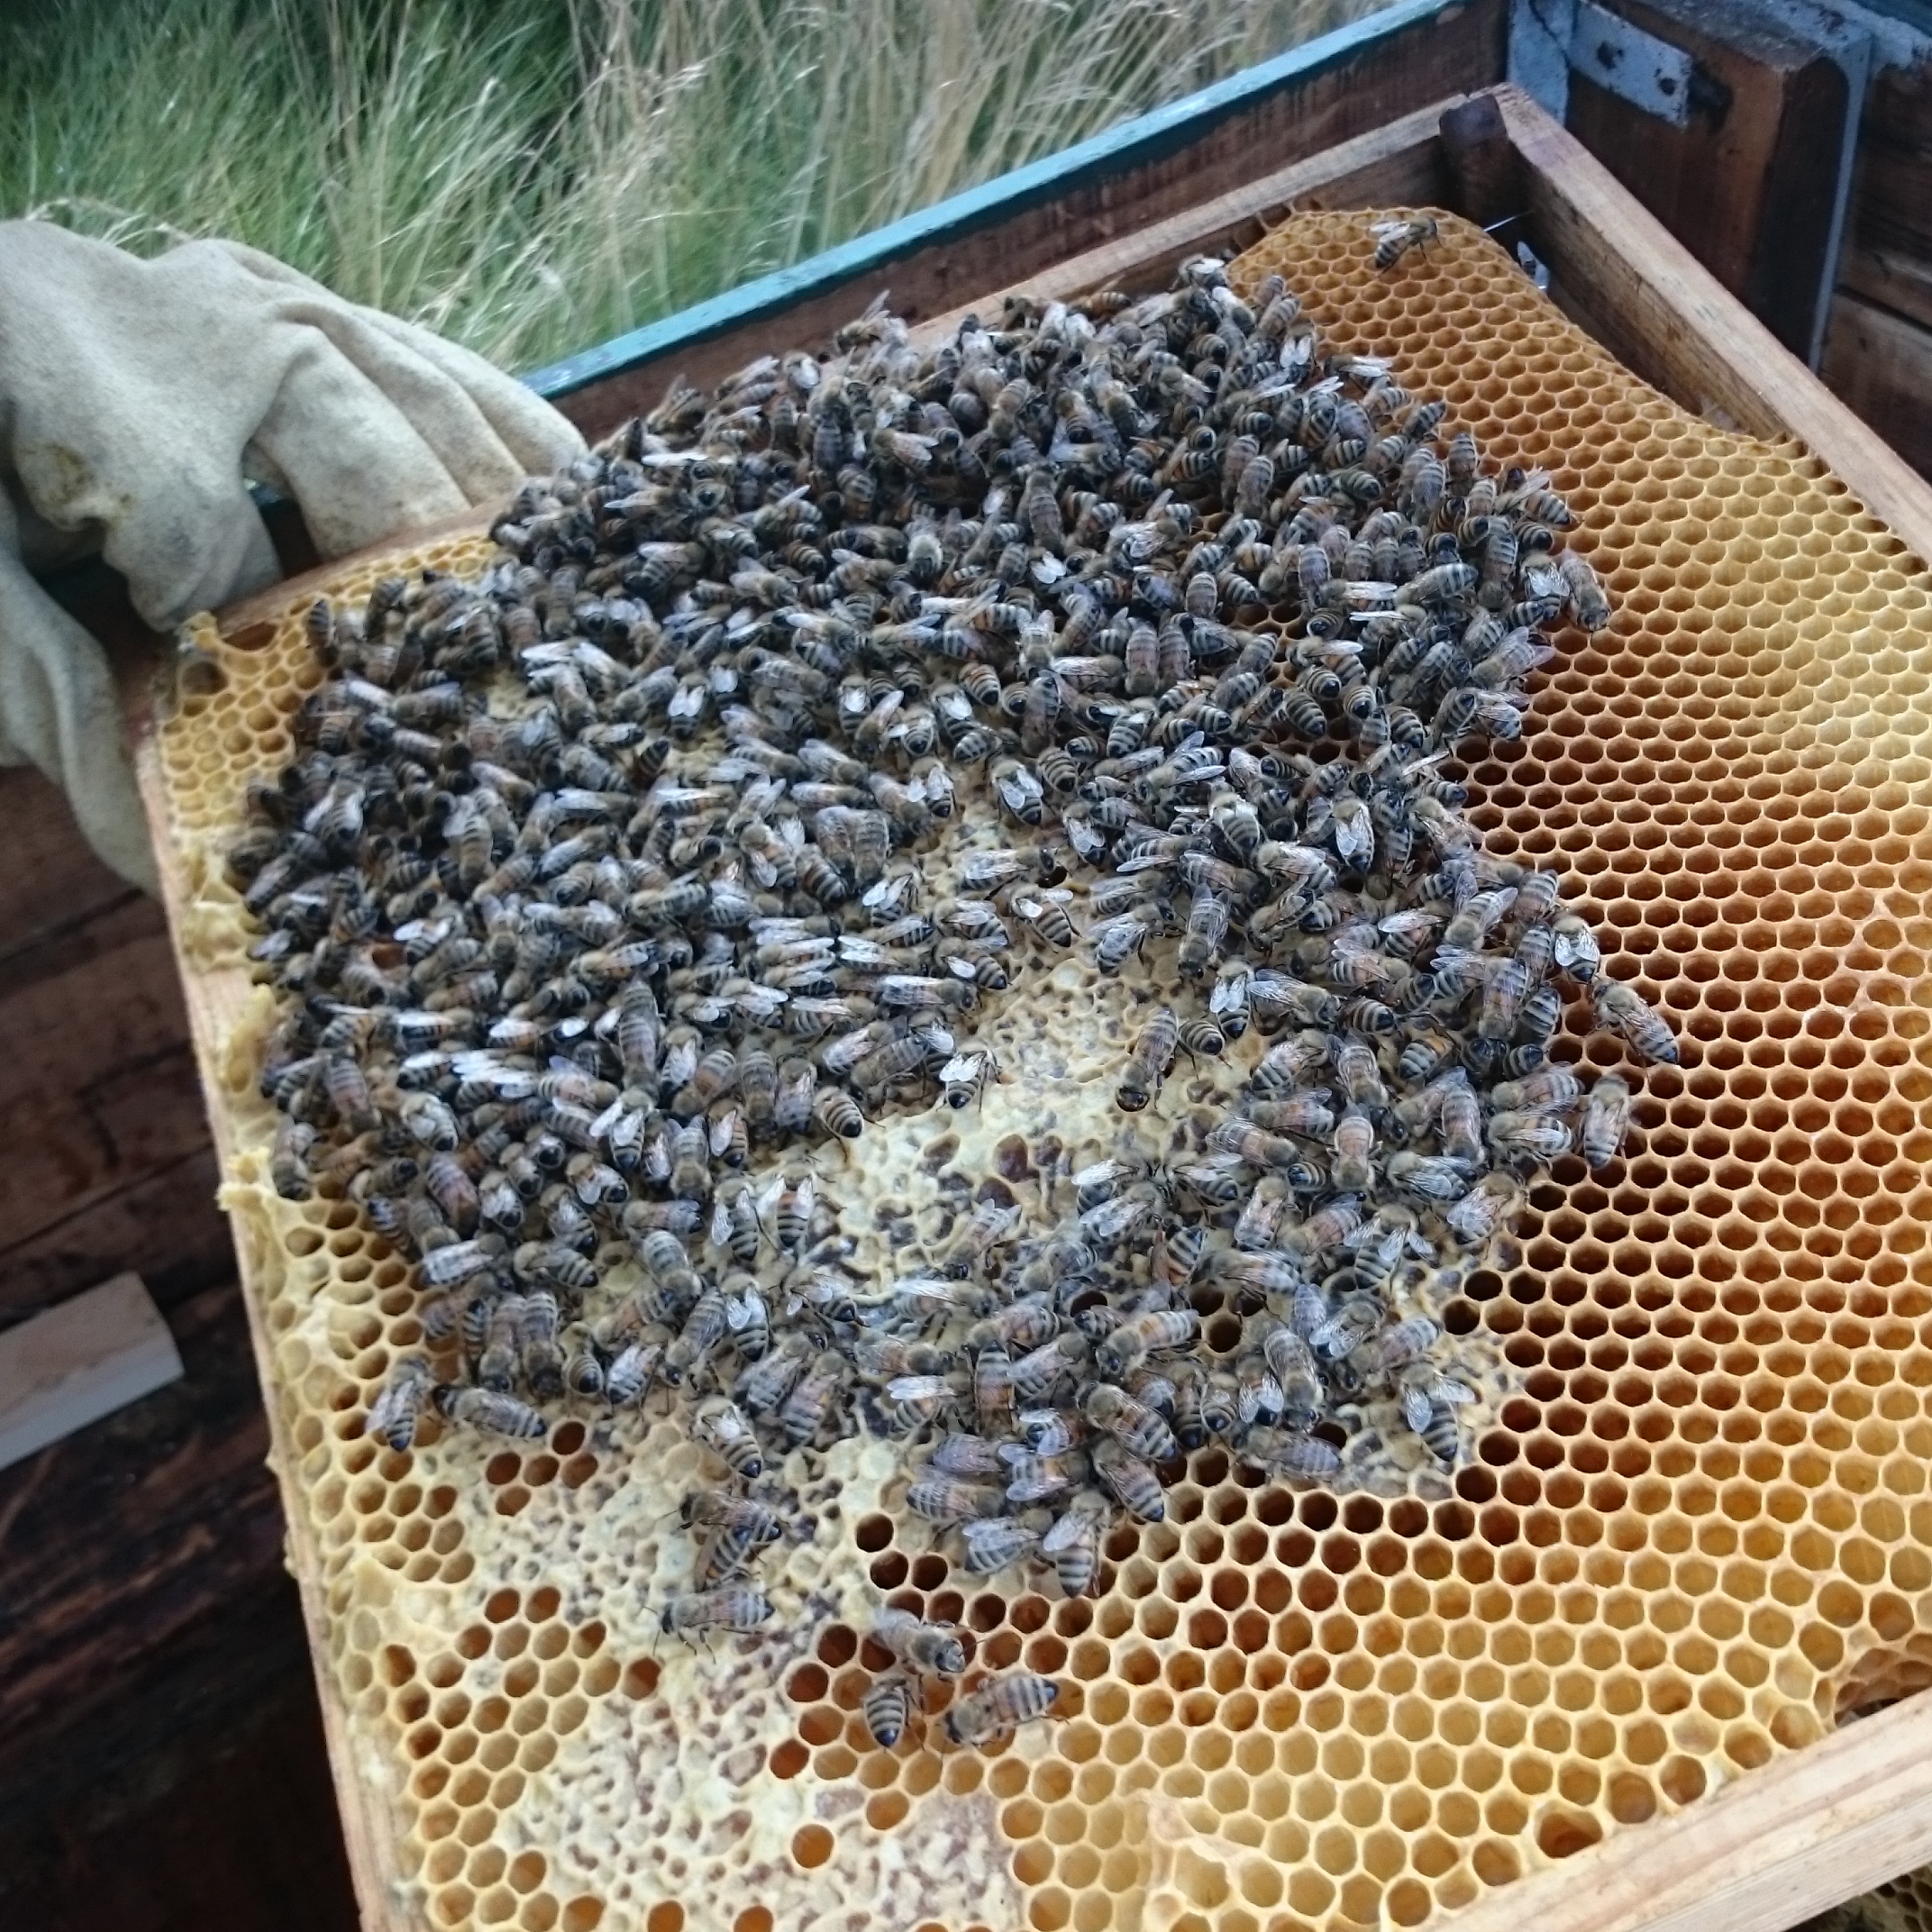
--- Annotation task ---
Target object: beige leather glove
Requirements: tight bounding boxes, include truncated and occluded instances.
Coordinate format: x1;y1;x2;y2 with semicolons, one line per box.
0;219;588;890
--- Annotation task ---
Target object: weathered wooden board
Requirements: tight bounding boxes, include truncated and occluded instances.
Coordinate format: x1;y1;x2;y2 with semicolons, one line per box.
1821;289;1932;483
1839;48;1932;337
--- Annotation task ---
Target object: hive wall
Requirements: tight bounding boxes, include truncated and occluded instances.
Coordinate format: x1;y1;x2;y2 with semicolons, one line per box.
150;209;1932;1932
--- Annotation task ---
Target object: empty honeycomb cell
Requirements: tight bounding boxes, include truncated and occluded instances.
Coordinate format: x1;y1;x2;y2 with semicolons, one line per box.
154;208;1932;1932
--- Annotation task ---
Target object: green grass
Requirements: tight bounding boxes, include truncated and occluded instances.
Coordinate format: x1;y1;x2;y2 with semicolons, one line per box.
0;0;1381;375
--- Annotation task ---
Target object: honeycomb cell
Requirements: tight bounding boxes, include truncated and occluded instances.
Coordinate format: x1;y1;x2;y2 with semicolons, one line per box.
156;207;1932;1932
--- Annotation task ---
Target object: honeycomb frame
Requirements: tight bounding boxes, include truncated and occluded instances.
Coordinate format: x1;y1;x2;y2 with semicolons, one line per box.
139;208;1932;1932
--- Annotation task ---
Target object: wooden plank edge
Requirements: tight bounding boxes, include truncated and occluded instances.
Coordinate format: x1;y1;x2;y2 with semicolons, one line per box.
1493;83;1932;570
907;96;1459;350
130;738;408;1932
1429;1685;1932;1932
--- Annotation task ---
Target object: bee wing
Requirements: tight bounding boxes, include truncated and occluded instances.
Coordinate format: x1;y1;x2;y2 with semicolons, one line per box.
1400;1384;1435;1432
1040;1508;1092;1554
1432;1377;1476;1406
887;1374;949;1401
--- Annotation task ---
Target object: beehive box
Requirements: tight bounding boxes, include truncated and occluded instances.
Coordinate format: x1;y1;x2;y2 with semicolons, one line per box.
139;100;1932;1932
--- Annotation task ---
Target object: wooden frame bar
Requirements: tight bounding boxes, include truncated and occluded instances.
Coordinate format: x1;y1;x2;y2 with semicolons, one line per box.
174;76;1932;1932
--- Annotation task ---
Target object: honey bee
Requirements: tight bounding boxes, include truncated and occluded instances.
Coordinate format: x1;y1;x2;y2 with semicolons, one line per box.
737;1336;810;1417
1016;1334;1089;1402
270;1116;317;1199
1580;1072;1634;1167
943;1673;1059;1747
1443;1169;1521;1244
1556;547;1612;631
366;1355;436;1451
779;1347;849;1445
1415;1399;1464;1467
863;1673;914;1748
938;1048;998;1110
1551;910;1602;980
563;1330;606;1399
1092;902;1162;973
1593;980;1678;1064
928;1431;1006;1479
1097;1308;1199;1380
692;1394;764;1479
1490;1066;1581;1111
873;1608;967;1678
1084;1382;1178;1463
1003;1449;1085;1505
418;1235;507;1290
1233;1173;1291;1250
1116;1005;1179;1112
1040;1489;1112;1598
685;1489;786;1581
516;1289;565;1399
1210;1118;1313;1172
1330;1107;1379;1191
815;1085;866;1140
945;1197;1024;1275
1398;1025;1457;1081
1385;1151;1472;1202
958;1515;1041;1575
973;1341;1016;1432
659;1585;772;1641
989;756;1046;825
433;1384;547;1438
1241;1426;1341;1481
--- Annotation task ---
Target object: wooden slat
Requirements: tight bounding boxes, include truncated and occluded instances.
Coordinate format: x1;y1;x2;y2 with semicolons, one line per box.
1421;1685;1932;1932
0;1279;281;1748
911;95;1456;347
0;921;220;1285
1822;292;1932;482
0;1272;184;1472
0;1144;232;1327
0;764;232;1331
1839;51;1932;336
0;1581;359;1932
530;0;1507;433
0;768;141;969
1494;84;1932;569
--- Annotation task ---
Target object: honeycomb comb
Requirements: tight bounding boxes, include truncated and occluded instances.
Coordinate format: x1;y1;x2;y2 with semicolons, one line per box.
145;209;1932;1932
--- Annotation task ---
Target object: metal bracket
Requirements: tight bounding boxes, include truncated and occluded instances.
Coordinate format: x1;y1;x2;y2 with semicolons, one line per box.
1508;0;1881;366
1568;0;1696;123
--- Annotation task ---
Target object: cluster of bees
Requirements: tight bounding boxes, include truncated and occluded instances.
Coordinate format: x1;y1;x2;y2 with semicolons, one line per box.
232;235;1675;1750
